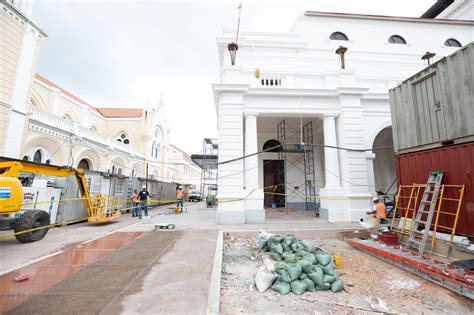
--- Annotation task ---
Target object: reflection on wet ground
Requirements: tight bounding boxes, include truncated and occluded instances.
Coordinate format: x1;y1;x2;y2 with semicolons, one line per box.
0;232;143;313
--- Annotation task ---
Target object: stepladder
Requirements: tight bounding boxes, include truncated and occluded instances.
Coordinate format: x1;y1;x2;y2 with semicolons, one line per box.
407;171;443;254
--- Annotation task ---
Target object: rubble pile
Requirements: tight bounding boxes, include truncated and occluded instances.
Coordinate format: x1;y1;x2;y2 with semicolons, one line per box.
256;233;344;295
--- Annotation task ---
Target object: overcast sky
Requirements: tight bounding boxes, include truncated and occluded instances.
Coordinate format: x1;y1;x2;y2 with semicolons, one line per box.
32;0;435;154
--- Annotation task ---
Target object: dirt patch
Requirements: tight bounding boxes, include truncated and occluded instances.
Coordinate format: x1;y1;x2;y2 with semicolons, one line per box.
221;236;474;314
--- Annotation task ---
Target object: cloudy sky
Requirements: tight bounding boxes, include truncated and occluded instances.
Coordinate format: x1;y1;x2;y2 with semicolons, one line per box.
31;0;435;154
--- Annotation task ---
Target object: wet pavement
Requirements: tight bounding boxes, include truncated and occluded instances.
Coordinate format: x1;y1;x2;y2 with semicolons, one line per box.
0;232;143;313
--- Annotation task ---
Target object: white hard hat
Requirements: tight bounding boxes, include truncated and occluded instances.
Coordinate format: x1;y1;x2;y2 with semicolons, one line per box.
179;185;183;188
142;185;146;189
372;197;379;202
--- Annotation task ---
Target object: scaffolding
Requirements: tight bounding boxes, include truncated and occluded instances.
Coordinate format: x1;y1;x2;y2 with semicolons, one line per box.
277;119;318;213
191;138;218;198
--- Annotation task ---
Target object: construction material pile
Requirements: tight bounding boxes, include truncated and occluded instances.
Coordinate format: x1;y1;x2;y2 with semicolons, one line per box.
256;233;343;295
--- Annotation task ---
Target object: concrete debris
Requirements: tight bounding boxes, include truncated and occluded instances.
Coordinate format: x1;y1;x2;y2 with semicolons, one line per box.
367;296;390;313
385;276;421;290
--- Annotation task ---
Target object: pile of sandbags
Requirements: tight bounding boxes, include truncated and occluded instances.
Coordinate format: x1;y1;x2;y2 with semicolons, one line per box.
257;234;343;295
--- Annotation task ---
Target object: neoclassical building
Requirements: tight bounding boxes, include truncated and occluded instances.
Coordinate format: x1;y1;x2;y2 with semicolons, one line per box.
213;1;473;224
0;0;174;181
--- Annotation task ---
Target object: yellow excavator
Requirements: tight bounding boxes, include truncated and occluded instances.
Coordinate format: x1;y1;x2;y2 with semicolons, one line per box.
0;158;121;243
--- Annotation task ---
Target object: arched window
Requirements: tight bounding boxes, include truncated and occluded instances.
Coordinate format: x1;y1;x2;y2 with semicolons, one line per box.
90;125;98;132
329;32;348;41
22;156;29;161
444;38;461;47
111;165;117;174
388;35;406;44
263;139;282;152
33;150;42;163
78;159;91;170
45;159;52;165
116;132;130;145
153;127;162;159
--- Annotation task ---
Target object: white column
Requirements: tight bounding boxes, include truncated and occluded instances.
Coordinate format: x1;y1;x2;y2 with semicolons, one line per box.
244;113;264;223
3;24;38;158
214;85;248;224
244;113;258;189
322;115;342;189
366;152;376;195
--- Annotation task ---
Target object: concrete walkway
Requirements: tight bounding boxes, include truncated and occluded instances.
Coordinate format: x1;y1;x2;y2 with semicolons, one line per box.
2;202;363;314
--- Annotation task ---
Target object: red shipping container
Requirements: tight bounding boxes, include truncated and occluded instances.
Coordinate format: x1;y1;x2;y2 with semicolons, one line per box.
396;142;474;237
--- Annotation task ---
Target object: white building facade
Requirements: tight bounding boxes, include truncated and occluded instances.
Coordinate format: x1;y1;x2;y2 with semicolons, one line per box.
168;144;202;189
213;9;473;224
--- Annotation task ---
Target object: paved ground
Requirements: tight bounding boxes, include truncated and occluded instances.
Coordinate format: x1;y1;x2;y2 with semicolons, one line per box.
1;202;362;314
0;203;182;274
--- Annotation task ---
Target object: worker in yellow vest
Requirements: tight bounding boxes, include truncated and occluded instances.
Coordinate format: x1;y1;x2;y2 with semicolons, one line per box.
367;197;387;224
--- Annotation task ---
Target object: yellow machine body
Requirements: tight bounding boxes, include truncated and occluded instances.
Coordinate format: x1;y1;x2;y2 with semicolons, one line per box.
0;176;23;214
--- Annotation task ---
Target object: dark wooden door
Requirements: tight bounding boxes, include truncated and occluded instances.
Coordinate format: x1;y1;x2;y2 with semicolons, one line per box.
263;160;285;207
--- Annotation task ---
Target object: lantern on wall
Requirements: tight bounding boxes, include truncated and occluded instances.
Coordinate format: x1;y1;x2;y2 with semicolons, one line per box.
335;46;348;69
228;3;242;66
421;51;436;66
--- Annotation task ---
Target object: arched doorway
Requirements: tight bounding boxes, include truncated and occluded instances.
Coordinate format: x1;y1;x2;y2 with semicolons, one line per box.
372;127;397;195
78;159;91;170
262;139;285;208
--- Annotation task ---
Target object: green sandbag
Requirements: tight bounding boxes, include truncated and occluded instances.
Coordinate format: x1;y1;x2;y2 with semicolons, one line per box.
290;242;298;252
322;265;335;276
282;236;294;246
330;280;344;293
272;282;291;295
323;274;338;284
308;268;324;286
282;243;291;252
271;252;283;261
278;272;292;284
287;264;303;281
290;280;308;295
306;253;317;265
297;259;314;274
271;243;284;255
268;236;283;246
258;239;268;250
275;263;287;275
316;253;332;266
299;241;310;251
303;278;316;292
299;273;308;280
261;245;269;252
315;283;331;291
282;252;297;263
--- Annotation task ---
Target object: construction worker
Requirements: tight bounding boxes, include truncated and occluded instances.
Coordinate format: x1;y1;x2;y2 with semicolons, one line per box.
138;185;152;219
367;197;387;224
131;189;139;217
176;186;184;213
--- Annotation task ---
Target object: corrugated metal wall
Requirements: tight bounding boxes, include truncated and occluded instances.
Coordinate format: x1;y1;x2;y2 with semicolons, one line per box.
396;142;474;237
390;42;474;153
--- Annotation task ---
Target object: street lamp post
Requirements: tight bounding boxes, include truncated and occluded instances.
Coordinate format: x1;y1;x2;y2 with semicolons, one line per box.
228;3;242;66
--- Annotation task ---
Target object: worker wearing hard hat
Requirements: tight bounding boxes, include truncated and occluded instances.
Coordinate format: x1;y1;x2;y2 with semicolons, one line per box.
366;197;387;224
138;185;152;219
